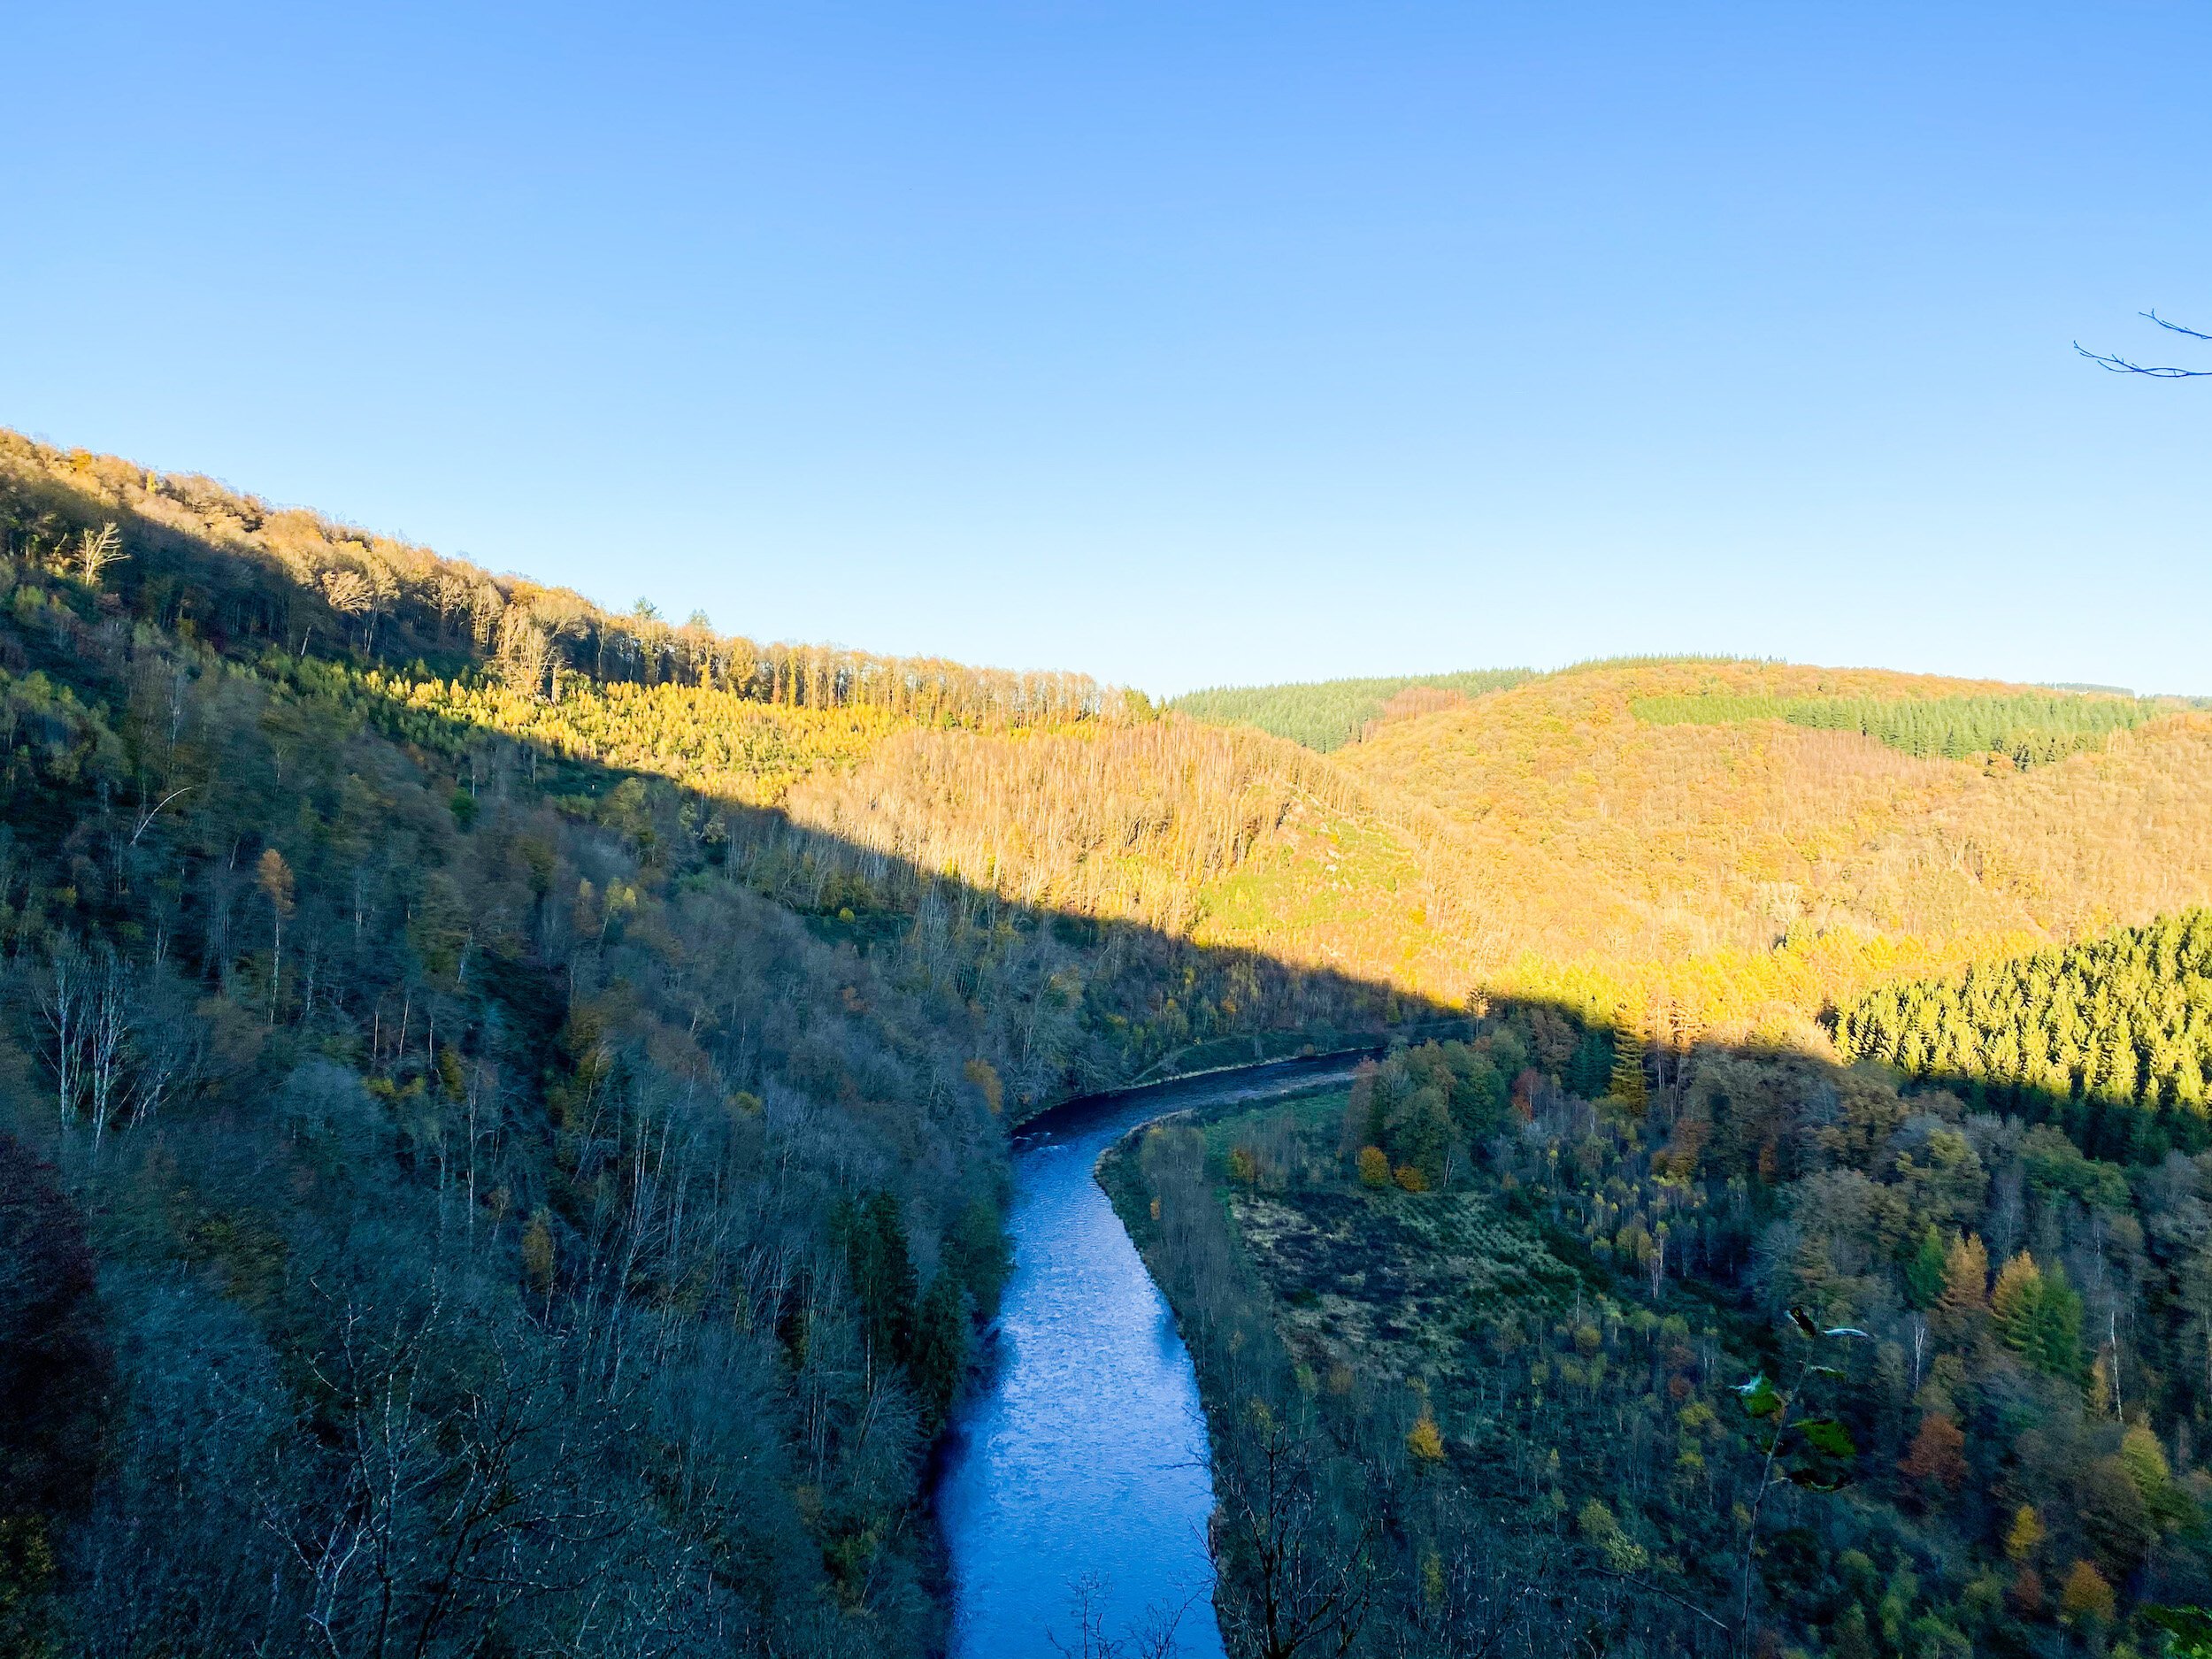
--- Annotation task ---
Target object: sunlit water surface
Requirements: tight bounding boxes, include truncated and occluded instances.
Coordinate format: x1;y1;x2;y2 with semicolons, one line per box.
937;1058;1364;1658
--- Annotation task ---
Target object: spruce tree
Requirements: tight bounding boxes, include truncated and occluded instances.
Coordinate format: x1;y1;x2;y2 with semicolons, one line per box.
1904;1226;1949;1311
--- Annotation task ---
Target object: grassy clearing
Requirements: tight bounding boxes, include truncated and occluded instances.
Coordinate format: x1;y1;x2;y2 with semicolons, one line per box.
1165;1089;1586;1385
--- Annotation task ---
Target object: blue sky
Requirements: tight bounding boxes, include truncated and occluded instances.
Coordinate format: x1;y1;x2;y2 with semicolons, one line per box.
4;4;2208;695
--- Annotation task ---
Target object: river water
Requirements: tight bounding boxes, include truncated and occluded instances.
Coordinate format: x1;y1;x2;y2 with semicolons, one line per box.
936;1056;1366;1658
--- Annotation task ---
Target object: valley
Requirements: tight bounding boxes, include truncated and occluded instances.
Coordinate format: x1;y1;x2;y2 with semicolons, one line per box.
4;430;2211;1657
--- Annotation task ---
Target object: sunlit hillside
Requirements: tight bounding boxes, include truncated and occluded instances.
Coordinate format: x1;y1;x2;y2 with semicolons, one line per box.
390;650;2212;1053
15;426;2212;1057
1328;659;2212;1041
1168;667;1532;751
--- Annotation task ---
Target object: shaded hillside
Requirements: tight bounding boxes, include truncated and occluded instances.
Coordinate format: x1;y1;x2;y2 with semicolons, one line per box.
0;436;1443;1658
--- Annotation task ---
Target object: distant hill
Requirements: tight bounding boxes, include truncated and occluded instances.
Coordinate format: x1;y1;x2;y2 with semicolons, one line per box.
1329;658;2212;1040
1169;667;1532;751
1142;657;2212;1043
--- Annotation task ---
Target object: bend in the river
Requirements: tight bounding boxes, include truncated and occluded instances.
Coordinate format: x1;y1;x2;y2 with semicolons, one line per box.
936;1054;1369;1658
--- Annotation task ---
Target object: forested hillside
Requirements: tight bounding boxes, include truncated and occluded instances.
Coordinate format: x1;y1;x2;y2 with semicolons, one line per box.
0;433;1425;1657
1840;910;2212;1160
1114;943;2212;1655
11;429;2212;1659
1333;659;2212;1044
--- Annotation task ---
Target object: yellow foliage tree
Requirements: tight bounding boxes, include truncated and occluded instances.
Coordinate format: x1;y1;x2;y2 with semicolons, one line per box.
2058;1559;2115;1625
1406;1413;1446;1465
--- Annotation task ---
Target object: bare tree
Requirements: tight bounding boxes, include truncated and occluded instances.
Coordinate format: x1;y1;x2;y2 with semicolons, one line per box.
2077;310;2211;378
77;520;128;584
1210;1399;1380;1659
37;942;92;1130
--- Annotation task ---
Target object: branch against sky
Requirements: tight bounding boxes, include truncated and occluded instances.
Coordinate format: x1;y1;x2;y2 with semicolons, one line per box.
2076;309;2212;377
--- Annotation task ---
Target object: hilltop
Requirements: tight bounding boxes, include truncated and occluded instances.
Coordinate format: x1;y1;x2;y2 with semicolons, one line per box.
1175;657;2212;1044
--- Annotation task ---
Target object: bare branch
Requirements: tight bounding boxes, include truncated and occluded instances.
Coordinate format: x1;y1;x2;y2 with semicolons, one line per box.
2076;310;2212;377
2147;309;2212;342
130;784;196;845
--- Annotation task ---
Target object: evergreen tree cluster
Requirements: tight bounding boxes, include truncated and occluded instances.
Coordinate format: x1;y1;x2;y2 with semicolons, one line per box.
1172;668;1531;752
1632;690;2154;766
1839;910;2212;1159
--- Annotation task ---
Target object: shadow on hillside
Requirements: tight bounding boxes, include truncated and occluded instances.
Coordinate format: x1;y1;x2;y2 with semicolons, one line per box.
7;458;2181;1155
0;463;1492;1108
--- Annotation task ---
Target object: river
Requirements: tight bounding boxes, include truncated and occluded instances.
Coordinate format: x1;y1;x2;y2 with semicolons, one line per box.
936;1055;1367;1658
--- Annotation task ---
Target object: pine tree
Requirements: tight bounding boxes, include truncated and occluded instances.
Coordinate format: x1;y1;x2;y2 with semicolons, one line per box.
1904;1226;1948;1310
2029;1262;2084;1379
909;1273;970;1431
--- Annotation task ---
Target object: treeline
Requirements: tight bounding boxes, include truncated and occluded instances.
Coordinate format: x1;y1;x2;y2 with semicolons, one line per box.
1;430;1110;729
1120;990;2212;1655
1839;910;2212;1160
1631;689;2154;767
1172;668;1531;752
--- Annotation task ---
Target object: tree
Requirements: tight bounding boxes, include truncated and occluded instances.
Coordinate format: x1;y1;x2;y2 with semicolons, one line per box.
910;1273;969;1431
843;1192;918;1364
2121;1426;2174;1511
1897;1412;1967;1497
1407;1412;1446;1466
2079;1457;2154;1575
74;520;126;585
2004;1504;2045;1563
2058;1559;2116;1626
1993;1253;2084;1379
1932;1233;1990;1340
1992;1252;2043;1356
1210;1401;1379;1659
1903;1225;1948;1310
1384;1087;1453;1190
1608;1037;1649;1114
257;847;295;1024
